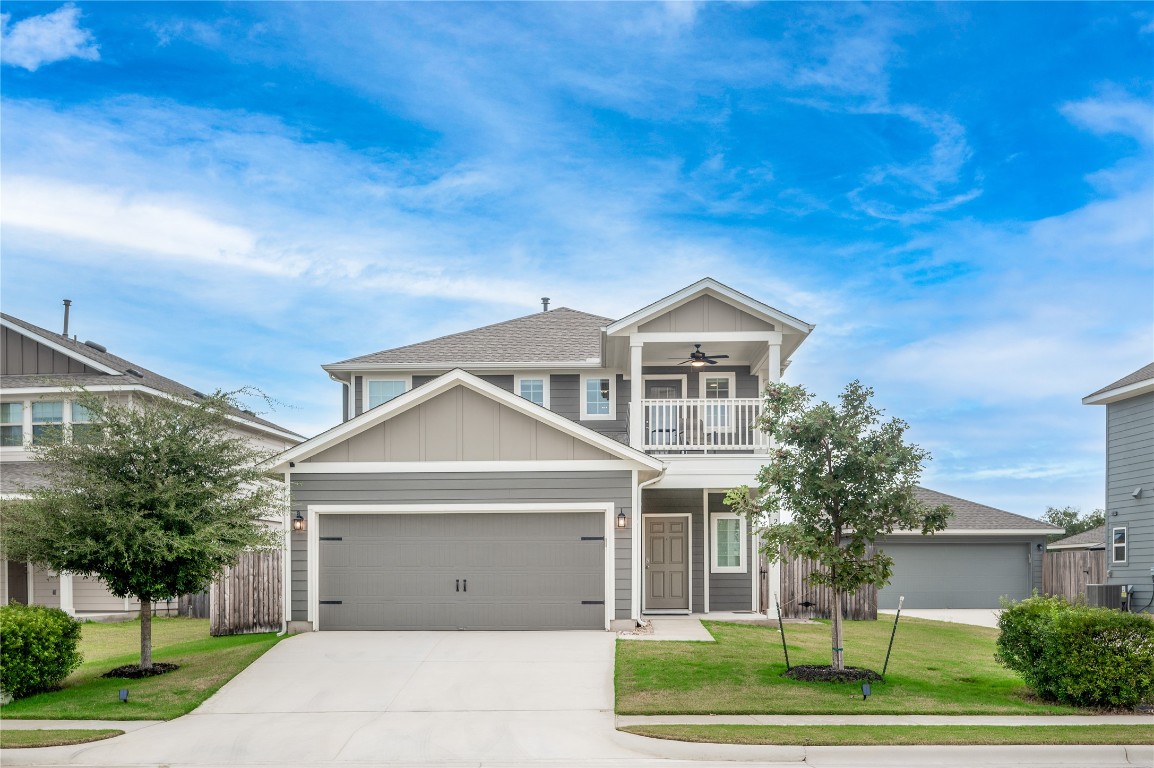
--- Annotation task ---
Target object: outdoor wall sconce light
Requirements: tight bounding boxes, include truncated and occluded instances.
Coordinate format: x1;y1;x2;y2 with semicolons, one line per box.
1036;543;1044;552
292;512;306;532
617;510;627;529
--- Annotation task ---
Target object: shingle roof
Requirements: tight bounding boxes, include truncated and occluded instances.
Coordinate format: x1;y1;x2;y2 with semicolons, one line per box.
913;487;1061;531
1047;525;1106;550
1;313;302;439
1085;362;1154;399
328;307;613;366
0;461;54;494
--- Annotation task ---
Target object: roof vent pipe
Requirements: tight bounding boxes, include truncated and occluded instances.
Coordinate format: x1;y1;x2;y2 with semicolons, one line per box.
541;297;550;312
62;299;72;338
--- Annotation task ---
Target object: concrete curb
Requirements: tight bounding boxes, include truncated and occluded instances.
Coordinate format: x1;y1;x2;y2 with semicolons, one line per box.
617;713;1154;726
0;720;163;731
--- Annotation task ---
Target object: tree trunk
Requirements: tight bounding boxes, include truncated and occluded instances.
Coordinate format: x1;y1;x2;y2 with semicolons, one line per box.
831;588;845;671
140;597;153;670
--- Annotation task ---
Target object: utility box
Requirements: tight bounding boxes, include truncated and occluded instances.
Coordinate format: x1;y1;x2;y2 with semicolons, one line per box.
1086;584;1124;609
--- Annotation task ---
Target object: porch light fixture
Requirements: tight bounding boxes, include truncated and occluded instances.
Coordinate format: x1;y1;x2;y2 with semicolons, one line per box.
292;512;306;532
690;360;705;367
617;510;628;529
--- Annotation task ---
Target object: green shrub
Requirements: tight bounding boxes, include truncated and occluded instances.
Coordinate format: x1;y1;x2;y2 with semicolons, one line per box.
0;603;83;700
997;595;1154;709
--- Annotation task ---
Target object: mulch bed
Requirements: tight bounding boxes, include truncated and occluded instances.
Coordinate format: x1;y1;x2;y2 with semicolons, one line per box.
784;664;881;683
101;663;179;679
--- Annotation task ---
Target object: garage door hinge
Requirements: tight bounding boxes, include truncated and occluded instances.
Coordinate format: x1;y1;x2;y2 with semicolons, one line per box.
319;536;343;541
580;536;605;541
581;600;605;605
319;600;343;605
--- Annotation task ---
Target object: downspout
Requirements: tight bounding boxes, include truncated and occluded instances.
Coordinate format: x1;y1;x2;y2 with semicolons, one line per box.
635;466;666;618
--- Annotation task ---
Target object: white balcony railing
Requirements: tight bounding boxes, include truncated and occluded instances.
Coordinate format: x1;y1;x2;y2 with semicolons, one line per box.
641;398;767;452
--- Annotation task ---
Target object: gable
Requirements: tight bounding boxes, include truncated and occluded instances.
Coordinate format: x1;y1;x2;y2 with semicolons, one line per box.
1;326;101;376
637;294;776;334
304;385;617;463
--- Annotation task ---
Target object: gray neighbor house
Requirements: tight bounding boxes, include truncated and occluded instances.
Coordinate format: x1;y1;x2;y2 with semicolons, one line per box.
1083;363;1154;613
267;278;1057;631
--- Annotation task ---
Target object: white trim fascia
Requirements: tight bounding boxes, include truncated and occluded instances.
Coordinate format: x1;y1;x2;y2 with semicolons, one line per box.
0;318;123;375
631;468;641;621
1046;542;1104;551
288;460;647;473
881;529;1061;537
268;369;662;472
0;384;303;443
307;502;616;631
1082;377;1154;405
323;361;603;372
639;510;692;615
605;279;814;337
631;331;784;344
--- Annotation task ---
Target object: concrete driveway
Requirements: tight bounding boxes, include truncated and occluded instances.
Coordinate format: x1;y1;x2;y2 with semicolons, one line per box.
5;630;643;766
877;608;1003;628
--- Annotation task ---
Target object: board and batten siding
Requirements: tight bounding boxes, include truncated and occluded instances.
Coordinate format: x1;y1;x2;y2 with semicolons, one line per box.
0;327;100;376
290;471;634;621
1105;391;1154;610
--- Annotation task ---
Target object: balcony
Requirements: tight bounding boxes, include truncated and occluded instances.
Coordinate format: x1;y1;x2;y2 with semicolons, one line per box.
641;398;767;453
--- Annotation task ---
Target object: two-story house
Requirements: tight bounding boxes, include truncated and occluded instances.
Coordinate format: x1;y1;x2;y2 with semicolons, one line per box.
1082;363;1154;613
269;277;1055;631
0;309;303;617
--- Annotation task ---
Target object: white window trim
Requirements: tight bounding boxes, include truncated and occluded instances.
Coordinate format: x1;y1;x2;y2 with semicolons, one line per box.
699;371;736;400
580;373;616;421
1;398;95;450
641;374;688;399
514;374;550;409
363;376;411;411
710;512;746;574
1112;526;1127;564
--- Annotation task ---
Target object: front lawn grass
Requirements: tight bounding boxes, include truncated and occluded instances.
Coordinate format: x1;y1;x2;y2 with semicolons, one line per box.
1;618;282;720
616;618;1081;715
621;724;1154;746
0;729;124;749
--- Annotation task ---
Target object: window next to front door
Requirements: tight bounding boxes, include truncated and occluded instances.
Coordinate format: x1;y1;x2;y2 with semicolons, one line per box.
711;512;746;573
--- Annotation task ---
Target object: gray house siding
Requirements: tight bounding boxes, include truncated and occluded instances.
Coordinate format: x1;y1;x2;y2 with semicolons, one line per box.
290;471;633;621
1105;391;1154;611
707;493;754;611
353;375;364;417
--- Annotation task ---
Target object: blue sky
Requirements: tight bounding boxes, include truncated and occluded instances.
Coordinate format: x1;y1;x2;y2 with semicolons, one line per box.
2;2;1151;519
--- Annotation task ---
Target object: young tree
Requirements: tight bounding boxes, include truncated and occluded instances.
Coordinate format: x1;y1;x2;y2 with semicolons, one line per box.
1;390;279;671
726;381;951;672
1041;506;1105;542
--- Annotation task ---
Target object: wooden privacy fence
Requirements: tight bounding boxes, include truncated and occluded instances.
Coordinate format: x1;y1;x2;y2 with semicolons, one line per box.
776;548;877;620
210;549;282;636
1042;549;1105;603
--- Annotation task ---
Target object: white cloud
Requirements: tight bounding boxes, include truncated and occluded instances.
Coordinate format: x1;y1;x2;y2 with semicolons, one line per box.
1061;90;1154;146
1;5;99;72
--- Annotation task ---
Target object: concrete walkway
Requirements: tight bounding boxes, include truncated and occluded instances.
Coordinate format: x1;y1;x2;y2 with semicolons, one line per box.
879;608;1002;628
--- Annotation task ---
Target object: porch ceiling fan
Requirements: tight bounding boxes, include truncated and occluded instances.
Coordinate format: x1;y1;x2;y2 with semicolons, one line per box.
671;344;729;367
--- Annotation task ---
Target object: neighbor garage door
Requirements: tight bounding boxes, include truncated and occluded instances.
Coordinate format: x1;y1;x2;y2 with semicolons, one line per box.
876;542;1030;609
318;512;606;630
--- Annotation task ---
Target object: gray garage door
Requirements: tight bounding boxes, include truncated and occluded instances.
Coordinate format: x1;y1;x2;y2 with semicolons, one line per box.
318;512;606;630
877;542;1030;609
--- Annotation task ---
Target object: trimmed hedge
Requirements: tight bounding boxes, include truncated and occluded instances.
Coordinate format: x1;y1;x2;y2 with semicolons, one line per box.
0;603;83;700
996;595;1154;709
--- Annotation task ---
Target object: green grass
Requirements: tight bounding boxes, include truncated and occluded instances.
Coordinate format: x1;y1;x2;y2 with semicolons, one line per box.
1;618;282;721
616;618;1083;715
0;729;124;749
621;724;1154;746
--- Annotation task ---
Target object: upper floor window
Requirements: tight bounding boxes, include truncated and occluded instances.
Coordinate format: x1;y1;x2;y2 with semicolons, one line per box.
31;401;64;445
367;380;406;409
1112;526;1127;564
516;375;549;408
0;402;22;447
581;375;614;420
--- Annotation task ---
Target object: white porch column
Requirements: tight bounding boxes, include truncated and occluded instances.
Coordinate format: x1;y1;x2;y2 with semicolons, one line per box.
767;343;781;384
58;572;74;616
629;339;644;449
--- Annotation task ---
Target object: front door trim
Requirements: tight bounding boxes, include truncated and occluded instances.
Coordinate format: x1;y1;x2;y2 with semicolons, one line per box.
641;511;692;614
306;502;615;631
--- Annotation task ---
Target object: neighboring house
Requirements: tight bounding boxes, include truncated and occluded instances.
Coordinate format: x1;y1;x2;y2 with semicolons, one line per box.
269;278;1057;631
1083;363;1154;613
1047;525;1106;552
0;309;303;617
874;488;1058;610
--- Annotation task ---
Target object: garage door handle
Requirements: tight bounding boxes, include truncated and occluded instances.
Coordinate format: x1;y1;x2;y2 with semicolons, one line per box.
456;579;459;592
463;579;467;593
